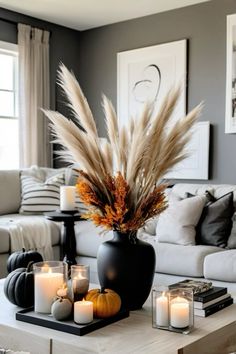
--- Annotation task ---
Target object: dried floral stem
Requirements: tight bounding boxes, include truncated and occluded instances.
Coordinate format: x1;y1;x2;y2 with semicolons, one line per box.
43;64;202;233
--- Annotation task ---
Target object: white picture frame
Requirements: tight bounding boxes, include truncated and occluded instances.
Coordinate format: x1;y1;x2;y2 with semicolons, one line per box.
225;14;236;133
117;39;187;126
165;121;210;180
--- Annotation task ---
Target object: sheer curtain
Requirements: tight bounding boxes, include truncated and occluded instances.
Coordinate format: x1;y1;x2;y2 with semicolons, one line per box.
18;23;51;168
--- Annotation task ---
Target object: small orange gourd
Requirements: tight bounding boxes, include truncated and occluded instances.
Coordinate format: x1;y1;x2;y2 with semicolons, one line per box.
85;287;121;318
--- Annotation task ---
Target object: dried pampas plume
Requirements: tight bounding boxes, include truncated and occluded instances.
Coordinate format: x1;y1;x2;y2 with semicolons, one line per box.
43;63;203;233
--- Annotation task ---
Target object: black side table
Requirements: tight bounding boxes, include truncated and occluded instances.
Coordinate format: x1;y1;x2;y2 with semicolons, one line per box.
45;211;81;268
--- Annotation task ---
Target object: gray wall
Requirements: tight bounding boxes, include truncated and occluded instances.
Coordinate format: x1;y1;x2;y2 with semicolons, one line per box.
78;0;236;184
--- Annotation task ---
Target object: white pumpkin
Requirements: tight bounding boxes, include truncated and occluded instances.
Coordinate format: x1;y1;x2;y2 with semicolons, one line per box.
51;298;72;321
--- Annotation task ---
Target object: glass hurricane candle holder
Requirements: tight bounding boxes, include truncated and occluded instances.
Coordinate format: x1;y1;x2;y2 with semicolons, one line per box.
33;261;68;314
152;287;194;334
71;264;90;302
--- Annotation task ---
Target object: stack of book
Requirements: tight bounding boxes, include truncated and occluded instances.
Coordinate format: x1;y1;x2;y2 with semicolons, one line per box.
169;279;233;317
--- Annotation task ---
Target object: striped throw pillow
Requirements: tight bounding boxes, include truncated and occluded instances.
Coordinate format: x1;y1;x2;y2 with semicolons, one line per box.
19;171;65;214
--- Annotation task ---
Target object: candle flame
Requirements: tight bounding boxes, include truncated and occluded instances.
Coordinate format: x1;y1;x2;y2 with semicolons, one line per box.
42;263;50;272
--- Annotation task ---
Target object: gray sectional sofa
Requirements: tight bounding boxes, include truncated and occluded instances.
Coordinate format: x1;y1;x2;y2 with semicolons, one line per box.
1;167;236;295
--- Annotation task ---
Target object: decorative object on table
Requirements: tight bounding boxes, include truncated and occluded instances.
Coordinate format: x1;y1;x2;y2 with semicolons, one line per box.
33;261;67;314
51;297;72;321
74;300;93;324
16;306;129;336
85;287;121;318
192;285;232;317
45;212;81;267
4;261;34;308
194;296;233;318
152;287;194;334
7;248;43;273
43;64;202;310
98;230;156;310
169;279;213;294
169;279;233;317
71;264;89;301
60;185;77;212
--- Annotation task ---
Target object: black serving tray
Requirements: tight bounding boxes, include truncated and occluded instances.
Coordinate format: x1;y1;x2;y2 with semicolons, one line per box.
16;308;129;336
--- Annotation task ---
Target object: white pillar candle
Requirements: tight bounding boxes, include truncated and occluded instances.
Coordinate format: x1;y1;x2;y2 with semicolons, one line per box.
60;186;76;211
35;272;64;313
74;301;93;324
170;296;190;328
156;292;169;327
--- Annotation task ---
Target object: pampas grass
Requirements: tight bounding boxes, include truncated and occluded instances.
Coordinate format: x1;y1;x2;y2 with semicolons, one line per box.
43;63;202;234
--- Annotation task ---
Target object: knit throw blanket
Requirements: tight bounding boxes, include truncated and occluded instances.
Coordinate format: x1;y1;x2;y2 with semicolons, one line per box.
0;216;54;260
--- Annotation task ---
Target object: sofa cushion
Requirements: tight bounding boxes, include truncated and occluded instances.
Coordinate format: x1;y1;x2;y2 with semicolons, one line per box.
199;192;234;247
75;220;113;257
0;170;21;215
19;167;65;214
187;191;234;248
204;250;236;282
140;239;223;277
156;195;206;245
227;214;236;249
172;183;236;209
0;214;61;254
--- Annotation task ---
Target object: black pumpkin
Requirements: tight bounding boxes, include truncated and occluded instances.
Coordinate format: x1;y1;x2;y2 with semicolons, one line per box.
4;261;34;308
7;248;43;273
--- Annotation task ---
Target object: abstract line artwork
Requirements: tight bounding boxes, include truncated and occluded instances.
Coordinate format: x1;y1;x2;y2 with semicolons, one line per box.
117;39;187;125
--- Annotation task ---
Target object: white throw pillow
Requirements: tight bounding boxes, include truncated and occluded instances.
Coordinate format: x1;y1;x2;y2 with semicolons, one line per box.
19;167;65;214
156;194;207;245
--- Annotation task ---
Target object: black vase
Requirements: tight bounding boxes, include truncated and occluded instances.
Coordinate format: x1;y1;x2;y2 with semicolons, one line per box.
97;231;156;310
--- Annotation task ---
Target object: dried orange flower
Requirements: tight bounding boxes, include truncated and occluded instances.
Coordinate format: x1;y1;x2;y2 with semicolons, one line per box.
76;171;167;234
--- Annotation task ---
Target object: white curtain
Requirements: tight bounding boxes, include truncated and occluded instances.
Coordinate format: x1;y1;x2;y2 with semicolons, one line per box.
18;23;51;168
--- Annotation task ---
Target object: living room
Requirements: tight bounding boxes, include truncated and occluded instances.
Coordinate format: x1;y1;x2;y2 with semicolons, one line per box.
1;0;236;353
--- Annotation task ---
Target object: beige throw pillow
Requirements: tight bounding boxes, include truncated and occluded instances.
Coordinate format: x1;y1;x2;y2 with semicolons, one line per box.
156;194;207;245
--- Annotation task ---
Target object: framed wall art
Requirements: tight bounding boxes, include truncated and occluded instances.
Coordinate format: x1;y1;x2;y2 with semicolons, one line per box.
117;39;187;126
164;121;210;180
225;14;236;133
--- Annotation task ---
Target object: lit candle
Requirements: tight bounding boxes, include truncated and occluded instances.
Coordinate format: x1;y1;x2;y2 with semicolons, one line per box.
156;292;169;327
57;284;68;298
170;296;189;328
34;267;64;313
73;276;89;296
74;300;93;324
60;186;76;211
71;265;90;301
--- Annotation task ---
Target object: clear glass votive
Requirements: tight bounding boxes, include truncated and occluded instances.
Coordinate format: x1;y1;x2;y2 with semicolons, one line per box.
33;261;67;314
71;264;90;302
169;288;194;333
152;286;194;334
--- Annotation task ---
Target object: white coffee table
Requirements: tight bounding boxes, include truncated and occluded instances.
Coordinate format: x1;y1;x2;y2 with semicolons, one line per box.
1;279;236;354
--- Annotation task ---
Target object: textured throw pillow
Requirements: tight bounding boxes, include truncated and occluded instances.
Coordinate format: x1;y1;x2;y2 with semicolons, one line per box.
187;191;234;248
156;194;207;245
227;213;236;249
19;169;65;214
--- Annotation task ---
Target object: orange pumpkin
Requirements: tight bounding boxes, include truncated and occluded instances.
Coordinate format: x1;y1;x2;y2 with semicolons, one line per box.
85;287;121;318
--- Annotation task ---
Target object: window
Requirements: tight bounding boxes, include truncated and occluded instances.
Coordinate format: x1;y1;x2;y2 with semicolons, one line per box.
0;40;19;169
